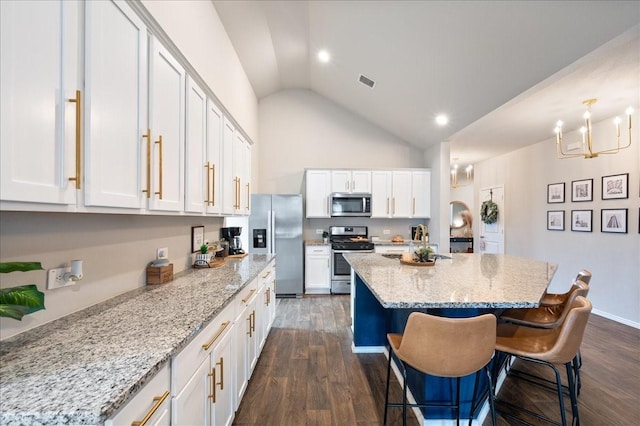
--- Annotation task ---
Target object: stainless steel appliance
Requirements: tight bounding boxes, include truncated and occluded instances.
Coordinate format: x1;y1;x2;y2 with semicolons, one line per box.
220;227;244;255
330;193;372;217
249;194;303;297
330;225;374;294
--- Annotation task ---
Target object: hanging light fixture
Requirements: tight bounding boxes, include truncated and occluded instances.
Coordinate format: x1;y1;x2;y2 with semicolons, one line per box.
555;98;633;159
451;164;473;188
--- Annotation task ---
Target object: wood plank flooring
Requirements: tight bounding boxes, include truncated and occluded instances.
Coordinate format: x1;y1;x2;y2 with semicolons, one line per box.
233;295;640;426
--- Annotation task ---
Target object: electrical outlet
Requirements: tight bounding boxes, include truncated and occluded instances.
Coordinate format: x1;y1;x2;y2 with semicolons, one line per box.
157;247;168;259
47;267;76;290
316;229;323;235
383;229;391;235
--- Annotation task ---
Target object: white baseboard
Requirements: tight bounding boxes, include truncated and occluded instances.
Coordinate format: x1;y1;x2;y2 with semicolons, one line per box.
592;309;640;329
351;343;385;353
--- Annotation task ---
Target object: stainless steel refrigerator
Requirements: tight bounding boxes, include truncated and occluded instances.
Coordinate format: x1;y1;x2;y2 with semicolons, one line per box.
249;194;303;297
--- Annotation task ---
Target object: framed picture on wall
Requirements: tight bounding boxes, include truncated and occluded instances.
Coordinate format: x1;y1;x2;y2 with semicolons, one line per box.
601;173;628;200
547;183;565;203
547;210;565;231
601;209;627;234
571;179;593;202
191;225;205;252
571;210;592;232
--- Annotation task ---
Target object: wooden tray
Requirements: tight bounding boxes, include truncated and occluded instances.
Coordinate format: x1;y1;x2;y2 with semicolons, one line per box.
400;259;435;267
227;253;248;259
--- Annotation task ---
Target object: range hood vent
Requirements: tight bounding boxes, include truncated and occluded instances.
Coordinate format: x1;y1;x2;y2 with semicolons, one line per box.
358;74;375;89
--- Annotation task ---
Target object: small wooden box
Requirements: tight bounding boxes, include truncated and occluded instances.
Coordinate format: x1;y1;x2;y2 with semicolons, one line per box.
146;264;173;285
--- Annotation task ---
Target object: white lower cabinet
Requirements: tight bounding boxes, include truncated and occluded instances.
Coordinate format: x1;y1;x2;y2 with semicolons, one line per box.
374;245;411;254
305;245;331;294
172;302;235;426
233;279;259;409
105;363;171;426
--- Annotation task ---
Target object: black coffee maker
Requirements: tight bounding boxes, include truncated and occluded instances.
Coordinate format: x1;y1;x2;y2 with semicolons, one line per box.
220;227;244;255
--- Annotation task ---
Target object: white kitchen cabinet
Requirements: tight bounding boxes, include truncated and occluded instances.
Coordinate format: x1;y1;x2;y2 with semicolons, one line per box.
184;78;223;215
84;0;148;209
233;133;251;215
411;170;431;218
371;171;393;218
1;0;79;206
256;261;275;351
305;169;331;218
147;36;185;212
172;302;235;426
391;171;412;217
221;118;235;215
106;363;171;426
331;170;371;193
234;280;258;408
374;245;411;254
305;245;331;294
264;262;277;331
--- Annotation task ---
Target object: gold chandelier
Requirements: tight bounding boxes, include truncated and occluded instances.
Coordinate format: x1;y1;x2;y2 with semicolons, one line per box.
451;164;473;188
555;98;633;159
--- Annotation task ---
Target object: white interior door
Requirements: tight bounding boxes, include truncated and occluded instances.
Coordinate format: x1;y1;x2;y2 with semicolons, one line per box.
479;185;504;254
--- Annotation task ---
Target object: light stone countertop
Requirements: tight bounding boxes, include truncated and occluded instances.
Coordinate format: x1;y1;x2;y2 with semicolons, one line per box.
304;239;330;246
344;253;557;309
0;254;275;426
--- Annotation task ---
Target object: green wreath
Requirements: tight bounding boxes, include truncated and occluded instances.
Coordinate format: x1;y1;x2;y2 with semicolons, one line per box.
480;200;498;224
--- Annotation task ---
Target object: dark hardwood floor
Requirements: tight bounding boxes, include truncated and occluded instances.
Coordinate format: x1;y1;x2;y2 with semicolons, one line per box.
233;295;640;426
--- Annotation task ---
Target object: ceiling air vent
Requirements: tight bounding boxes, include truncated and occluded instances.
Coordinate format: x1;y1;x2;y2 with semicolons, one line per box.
358;74;375;89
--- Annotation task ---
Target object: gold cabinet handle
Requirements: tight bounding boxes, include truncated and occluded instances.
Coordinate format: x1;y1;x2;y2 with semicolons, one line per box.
211;163;216;206
237;177;241;209
208;369;216;402
202;320;231;351
216;357;224;391
392;198;396;215
131;390;169;426
246;182;250;210
155;135;163;199
67;90;82;189
251;310;256;333
241;288;256;303
204;162;211;204
246;314;252;337
142;129;151;198
386;197;389;215
261;271;271;279
412;198;416;215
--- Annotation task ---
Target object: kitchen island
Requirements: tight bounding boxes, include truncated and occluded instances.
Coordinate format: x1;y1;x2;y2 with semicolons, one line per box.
0;254;275;425
344;252;557;423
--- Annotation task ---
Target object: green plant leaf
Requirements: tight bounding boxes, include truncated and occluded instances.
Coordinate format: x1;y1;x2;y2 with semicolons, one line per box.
0;262;44;273
0;285;45;315
0;304;31;321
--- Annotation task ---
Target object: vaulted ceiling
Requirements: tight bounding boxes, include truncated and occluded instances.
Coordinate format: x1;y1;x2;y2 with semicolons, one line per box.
213;1;640;166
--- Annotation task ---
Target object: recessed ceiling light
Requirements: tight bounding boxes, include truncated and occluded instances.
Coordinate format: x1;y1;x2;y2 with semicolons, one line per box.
435;114;449;126
318;50;330;63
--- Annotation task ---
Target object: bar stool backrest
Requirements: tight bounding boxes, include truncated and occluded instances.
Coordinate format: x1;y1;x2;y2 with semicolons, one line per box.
575;269;592;285
541;296;592;363
549;280;590;325
396;313;496;378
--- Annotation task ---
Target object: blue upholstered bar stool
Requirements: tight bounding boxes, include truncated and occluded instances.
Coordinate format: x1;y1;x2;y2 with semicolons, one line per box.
383;312;497;426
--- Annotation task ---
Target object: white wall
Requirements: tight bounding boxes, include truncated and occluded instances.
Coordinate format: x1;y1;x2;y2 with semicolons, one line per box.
0;212;225;339
141;0;258;142
474;112;640;326
256;89;424;194
425;142;450;253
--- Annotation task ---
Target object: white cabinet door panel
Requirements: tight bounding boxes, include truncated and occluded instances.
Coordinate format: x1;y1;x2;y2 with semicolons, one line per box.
185;77;207;214
148;38;185;212
221;119;235;215
84;0;147;209
206;100;223;215
172;357;210;426
1;0;78;205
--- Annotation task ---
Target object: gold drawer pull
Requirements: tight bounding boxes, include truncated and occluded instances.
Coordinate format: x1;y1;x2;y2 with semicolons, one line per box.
202;321;231;351
131;390;169;426
261;271;271;279
241;288;256;303
155;135;163;199
208;369;216;402
216;357;224;390
211;163;216;206
204;162;211;204
142;129;151;198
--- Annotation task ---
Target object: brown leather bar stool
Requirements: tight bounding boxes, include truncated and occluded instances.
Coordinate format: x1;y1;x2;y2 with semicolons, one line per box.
494;296;592;426
383;312;497;426
540;269;592;307
498;280;589;328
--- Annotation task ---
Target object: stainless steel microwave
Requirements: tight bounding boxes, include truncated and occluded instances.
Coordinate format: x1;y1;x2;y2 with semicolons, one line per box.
330;193;372;217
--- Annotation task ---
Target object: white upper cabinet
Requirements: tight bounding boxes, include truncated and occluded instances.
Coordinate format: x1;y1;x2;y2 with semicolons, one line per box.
331;170;371;193
391;171;412;217
411;170;431;218
1;0;79;206
84;0;147;209
184;77;207;214
221;118;235;215
233;133;251;215
370;171;392;218
205;100;223;215
147;37;186;212
305;170;331;218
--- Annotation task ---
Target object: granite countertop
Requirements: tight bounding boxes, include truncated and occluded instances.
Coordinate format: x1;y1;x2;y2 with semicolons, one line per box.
305;239;329;246
344;252;557;309
0;254;275;425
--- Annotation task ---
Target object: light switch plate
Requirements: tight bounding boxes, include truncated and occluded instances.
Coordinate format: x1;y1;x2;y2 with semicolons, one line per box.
157;247;168;259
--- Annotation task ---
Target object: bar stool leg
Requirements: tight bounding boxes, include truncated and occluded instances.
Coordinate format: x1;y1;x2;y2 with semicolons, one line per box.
565;362;580;426
550;363;568;426
485;366;497;426
402;367;408;426
455;377;460;426
383;350;392;425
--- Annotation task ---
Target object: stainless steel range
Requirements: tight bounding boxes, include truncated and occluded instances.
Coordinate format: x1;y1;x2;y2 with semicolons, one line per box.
330;226;374;294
